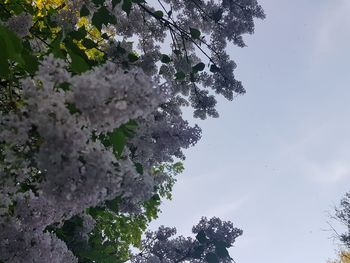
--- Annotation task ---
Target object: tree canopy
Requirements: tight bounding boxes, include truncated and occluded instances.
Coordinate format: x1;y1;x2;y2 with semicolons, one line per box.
0;0;264;262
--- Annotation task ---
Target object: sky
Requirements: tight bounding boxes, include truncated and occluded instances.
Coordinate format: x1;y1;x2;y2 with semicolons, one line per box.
149;0;350;262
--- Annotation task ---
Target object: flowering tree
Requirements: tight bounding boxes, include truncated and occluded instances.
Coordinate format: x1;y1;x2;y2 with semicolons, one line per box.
0;0;264;262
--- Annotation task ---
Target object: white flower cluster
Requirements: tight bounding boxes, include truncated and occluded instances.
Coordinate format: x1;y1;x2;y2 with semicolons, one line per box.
130;101;202;165
0;216;78;263
131;217;243;263
6;13;33;38
132;226;193;263
51;1;83;32
151;0;264;118
69;61;164;133
192;217;243;246
0;55;164;262
118;168;156;213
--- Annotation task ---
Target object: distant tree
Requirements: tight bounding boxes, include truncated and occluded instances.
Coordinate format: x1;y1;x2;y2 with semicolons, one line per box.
328;192;350;263
335;192;350;248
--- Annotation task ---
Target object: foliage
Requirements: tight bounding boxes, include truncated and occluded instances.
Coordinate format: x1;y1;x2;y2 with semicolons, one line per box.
0;0;264;262
329;251;350;263
330;192;350;263
336;192;350;248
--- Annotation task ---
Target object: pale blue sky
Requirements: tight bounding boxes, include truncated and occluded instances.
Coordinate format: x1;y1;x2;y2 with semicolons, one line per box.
150;0;350;262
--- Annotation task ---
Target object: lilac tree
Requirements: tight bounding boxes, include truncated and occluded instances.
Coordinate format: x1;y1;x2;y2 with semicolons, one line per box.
0;0;264;262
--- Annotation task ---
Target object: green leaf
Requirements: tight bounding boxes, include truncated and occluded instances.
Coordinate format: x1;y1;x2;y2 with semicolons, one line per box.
116;44;127;54
65;38;89;61
124;119;138;130
214;241;230;259
69;27;87;40
105;196;121;212
87;207;105;218
175;71;185;80
122;0;132;15
161;54;171;63
92;6;116;31
0;37;10;78
101;33;109;40
65;37;95;71
153;194;160;201
112;0;122;8
122;120;138;137
128;53;139;62
212;8;223;22
57;82;71;91
0;24;24;64
0;55;10;78
135;163;143;175
68;51;90;73
51;32;66;59
52;48;66;59
205;253;220;263
80;5;90;17
196;230;208;244
66;102;81;115
82;38;97;49
172;162;184;173
190;27;201;39
109;129;127;158
153;10;164;19
210;64;220;73
191;245;205;259
144;194;161;220
192;62;205;72
21;52;38;74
